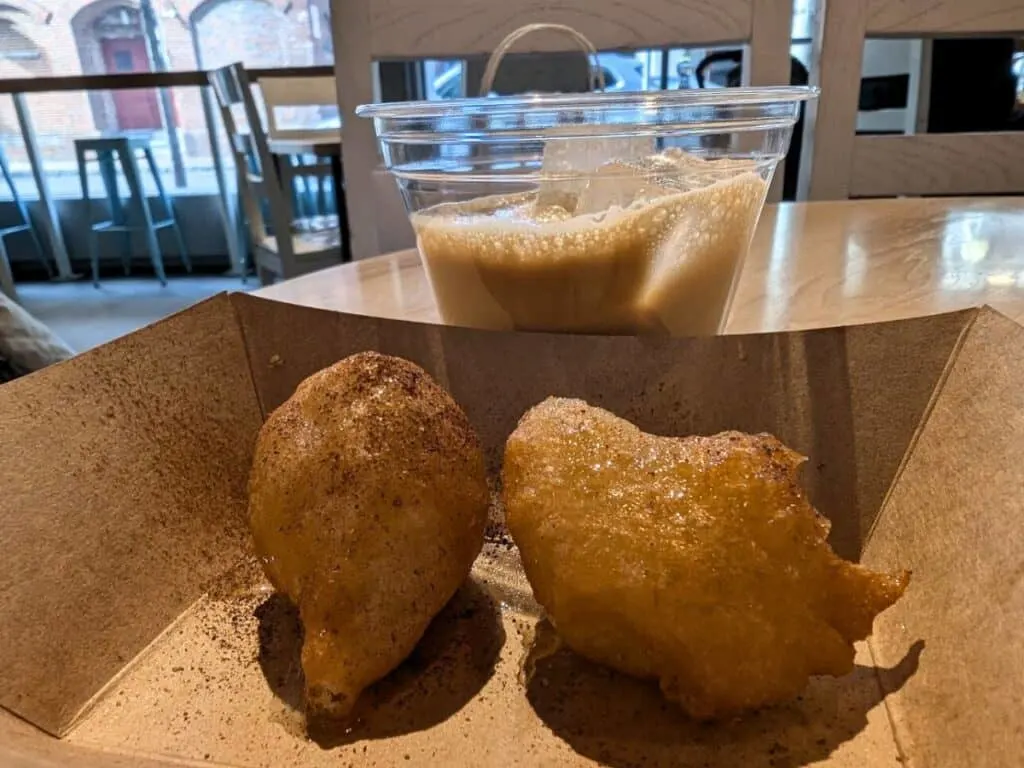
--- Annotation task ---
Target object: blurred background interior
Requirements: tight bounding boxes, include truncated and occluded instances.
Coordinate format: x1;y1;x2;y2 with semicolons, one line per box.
0;0;1022;352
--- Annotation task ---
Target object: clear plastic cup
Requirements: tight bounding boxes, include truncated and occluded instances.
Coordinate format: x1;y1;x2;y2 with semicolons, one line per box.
357;86;816;336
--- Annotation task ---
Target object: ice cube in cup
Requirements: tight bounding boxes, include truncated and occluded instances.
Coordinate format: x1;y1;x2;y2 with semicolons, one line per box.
573;159;676;217
537;135;656;210
357;86;816;336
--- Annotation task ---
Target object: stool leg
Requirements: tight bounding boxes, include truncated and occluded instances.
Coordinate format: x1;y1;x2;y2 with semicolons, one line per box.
86;220;100;288
143;147;190;273
0;237;17;302
76;147;102;287
120;147;166;286
0;149;51;278
97;150;130;276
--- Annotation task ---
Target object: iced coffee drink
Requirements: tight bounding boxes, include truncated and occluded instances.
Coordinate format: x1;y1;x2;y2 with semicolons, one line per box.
412;148;768;336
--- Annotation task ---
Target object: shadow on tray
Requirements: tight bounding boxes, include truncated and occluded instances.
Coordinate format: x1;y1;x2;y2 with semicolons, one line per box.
524;619;923;768
255;577;505;748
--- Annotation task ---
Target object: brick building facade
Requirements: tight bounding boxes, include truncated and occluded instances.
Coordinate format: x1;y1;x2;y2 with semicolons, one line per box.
0;0;321;170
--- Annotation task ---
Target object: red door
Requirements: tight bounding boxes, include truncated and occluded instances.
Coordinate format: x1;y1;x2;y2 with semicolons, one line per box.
100;36;163;131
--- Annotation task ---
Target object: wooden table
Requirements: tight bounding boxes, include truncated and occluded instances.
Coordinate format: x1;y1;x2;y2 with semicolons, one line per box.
267;134;341;158
257;196;1024;332
267;134;350;261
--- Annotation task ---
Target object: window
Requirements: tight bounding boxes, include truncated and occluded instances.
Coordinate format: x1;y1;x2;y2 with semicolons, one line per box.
0;1;823;202
792;0;815;42
415;3;820;100
0;4;48;71
417;3;819;101
0;1;325;201
424;59;463;100
192;0;313;70
17;86;220;201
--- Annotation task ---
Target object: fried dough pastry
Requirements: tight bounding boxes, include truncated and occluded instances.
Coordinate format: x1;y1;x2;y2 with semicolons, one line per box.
503;398;909;720
249;352;489;719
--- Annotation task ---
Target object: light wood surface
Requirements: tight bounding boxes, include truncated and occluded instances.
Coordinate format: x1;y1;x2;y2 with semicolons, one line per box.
866;0;1024;34
332;0;796;261
256;197;1024;333
850;133;1024;198
256;74;339;146
367;0;754;58
800;0;1024;200
266;136;341;156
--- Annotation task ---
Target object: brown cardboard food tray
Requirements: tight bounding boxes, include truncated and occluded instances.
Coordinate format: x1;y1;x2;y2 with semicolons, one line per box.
1;292;1021;767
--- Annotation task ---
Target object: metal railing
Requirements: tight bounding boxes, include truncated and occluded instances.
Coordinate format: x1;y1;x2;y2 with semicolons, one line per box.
0;66;333;95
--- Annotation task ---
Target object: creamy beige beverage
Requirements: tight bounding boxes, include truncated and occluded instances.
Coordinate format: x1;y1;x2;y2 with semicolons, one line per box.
412;149;768;335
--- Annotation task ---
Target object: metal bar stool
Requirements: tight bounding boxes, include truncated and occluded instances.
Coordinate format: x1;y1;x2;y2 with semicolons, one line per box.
0;143;52;302
74;136;191;286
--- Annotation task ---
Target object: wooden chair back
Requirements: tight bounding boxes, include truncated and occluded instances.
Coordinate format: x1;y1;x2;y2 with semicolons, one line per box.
800;1;1024;199
331;0;797;260
257;75;340;140
208;63;299;275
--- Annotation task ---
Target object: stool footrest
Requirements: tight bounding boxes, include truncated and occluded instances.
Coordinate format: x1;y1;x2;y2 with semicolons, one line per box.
74;135;189;285
93;220;179;233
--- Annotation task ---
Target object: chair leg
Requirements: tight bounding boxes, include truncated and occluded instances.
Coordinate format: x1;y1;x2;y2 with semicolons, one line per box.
236;203;250;282
316;162;329;216
75;146;101;287
257;264;275;286
143;147;191;273
87;228;100;289
0;238;17;302
97;150;130;276
330;155;351;262
120;147;166;286
171;223;190;273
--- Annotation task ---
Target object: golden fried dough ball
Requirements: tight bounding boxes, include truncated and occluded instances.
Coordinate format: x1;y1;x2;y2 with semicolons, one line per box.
504;397;908;720
249;352;489;718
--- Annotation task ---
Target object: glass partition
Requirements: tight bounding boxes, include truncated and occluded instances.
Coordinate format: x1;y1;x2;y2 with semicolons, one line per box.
0;1;319;78
16;86;220;199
